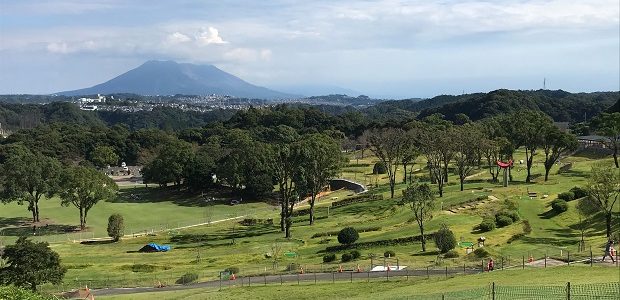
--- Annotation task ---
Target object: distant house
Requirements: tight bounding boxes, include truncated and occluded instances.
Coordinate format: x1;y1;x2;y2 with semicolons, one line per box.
577;135;609;149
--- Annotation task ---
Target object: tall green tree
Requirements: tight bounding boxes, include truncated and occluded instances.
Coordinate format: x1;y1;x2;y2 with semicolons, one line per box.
269;125;300;237
142;139;194;186
367;128;407;198
541;127;578;181
107;214;125;242
510;110;553;183
295;134;345;225
591;112;620;168
419;128;451;197
90;145;120;168
59;166;118;230
453;124;482;191
0;146;61;222
0;237;66;291
585;163;620;238
401;183;435;252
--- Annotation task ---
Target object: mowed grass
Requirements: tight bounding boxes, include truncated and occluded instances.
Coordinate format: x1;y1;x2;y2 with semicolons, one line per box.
98;265;619;300
2;149;618;293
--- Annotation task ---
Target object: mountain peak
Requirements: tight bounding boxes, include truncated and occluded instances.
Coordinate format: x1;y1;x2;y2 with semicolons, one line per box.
57;61;293;99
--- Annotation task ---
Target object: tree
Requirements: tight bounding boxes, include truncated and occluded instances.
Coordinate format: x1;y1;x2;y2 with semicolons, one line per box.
107;214;125;242
401;183;435;251
0;146;61;222
90;145;119;169
270;125;301;238
142;139;194;187
434;224;457;253
59;166;118;230
576;197;598;251
591;112;620;168
401;130;419;184
296;134;345;225
337;227;359;245
511;111;553;183
585;163;620;238
419;128;450;197
541;127;578;181
480;137;510;182
453;125;482;191
0;237;66;291
367;128;407;198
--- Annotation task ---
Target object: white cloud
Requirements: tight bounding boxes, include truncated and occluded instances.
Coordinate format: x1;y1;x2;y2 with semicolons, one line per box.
46;42;74;54
167;32;191;44
195;27;227;45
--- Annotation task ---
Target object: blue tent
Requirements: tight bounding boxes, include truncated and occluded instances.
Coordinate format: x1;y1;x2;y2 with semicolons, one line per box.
139;243;171;252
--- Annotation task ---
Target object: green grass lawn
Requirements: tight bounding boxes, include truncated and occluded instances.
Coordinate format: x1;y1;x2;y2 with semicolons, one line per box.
97;265;620;300
2;150;619;294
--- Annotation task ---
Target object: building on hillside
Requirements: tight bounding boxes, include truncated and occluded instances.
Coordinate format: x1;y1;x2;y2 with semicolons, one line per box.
78;94;106;104
577;135;609;149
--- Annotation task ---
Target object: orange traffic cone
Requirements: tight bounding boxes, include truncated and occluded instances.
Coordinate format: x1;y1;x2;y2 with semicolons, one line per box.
230;273;236;280
300;266;305;274
356;264;362;273
338;265;343;273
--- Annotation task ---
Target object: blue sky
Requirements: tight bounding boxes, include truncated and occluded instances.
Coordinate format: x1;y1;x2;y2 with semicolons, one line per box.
0;0;618;98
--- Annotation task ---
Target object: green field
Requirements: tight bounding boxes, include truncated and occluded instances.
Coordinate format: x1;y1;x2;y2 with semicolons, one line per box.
1;149;619;295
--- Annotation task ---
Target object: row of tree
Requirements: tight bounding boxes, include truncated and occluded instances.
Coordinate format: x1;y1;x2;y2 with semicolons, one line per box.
0;145;118;229
365;110;580;199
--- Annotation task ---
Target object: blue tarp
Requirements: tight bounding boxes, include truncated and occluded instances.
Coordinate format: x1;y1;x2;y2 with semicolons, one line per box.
140;243;171;252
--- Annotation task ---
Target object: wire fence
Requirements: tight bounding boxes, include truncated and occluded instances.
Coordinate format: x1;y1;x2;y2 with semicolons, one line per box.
400;282;620;300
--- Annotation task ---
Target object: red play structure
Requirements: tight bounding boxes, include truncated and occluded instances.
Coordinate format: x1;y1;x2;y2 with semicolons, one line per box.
496;159;513;169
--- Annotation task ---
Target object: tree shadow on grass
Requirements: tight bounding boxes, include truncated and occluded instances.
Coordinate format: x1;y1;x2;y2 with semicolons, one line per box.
1;224;79;236
110;185;270;207
538;209;561;219
558;170;589;178
169;224;278;244
0;217;31;228
411;250;439;257
80;240;116;245
518;236;578;247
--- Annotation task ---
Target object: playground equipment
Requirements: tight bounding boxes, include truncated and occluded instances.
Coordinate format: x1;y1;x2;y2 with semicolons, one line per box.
496;160;513;187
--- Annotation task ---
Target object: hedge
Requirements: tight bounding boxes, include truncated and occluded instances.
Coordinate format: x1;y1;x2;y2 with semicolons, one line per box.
239;218;274;226
311;226;381;238
331;194;383;208
324;232;435;252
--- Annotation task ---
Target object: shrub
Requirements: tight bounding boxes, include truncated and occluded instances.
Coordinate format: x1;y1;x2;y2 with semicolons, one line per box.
286;263;299;271
131;264;156;273
503;211;520;222
478;217;496;232
341;253;353;262
433;225;457;253
444;250;459;258
323;253;336;263
472;248;490;258
107;214;124;242
337;227;359;245
495;215;513;227
324;232;436;252
557;192;575;201
551;199;568;213
570;186;588;199
350;250;361;259
384;250;396;258
522;220;532;234
373;161;387;174
224;267;240;274
176;272;199;284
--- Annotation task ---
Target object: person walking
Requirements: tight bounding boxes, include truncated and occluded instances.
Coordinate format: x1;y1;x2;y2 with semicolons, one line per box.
602;240;616;263
487;258;494;271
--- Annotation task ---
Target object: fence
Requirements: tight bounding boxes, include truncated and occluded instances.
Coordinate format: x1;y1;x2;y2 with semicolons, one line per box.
401;282;620;299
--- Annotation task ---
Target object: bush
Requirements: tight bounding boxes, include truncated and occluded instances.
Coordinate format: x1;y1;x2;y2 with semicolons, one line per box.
341;253;353;262
373;161;387;174
323;253;336;263
503;211;520;222
324;232;436;252
551;199;568;213
176;272;199;284
472;248;490;258
350;250;361;259
107;214;124;242
224;266;240;274
478;217;496;232
444;250;459;258
433;225;457;253
570;186;588;199
496;215;513;227
384;250;396;258
286;263;299;271
131;264;156;273
558;191;575;201
338;227;359;245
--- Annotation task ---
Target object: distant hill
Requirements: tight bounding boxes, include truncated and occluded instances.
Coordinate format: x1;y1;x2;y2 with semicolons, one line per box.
269;85;363;97
374;89;618;123
57;60;295;99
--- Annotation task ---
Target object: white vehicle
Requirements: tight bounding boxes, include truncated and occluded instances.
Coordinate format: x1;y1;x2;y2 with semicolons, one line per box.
121;162;127;167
